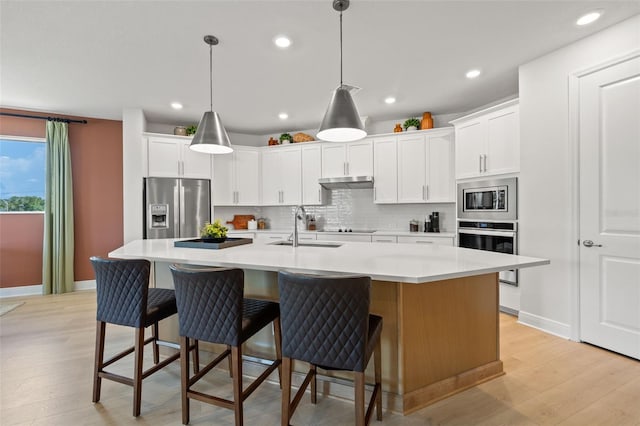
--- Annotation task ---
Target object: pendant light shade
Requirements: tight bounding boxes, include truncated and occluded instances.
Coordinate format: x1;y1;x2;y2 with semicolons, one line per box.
317;0;366;142
190;111;232;154
189;35;233;154
317;86;366;142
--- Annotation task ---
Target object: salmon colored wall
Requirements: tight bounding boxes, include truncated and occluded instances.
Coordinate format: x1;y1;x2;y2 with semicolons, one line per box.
0;108;123;288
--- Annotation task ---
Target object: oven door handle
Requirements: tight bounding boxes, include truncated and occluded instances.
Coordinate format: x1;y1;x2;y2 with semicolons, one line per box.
458;229;516;238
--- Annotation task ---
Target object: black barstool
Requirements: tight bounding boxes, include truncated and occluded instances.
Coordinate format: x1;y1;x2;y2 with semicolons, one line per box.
170;265;282;426
90;256;181;417
278;271;383;426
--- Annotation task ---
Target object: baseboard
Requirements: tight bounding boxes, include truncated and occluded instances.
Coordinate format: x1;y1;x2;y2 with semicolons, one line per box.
0;280;96;298
0;284;42;298
74;280;96;291
518;310;571;339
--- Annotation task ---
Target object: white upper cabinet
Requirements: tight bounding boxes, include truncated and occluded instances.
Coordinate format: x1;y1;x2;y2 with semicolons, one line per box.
146;134;212;179
451;99;520;179
261;146;302;206
373;137;398;204
301;145;325;205
212;146;260;206
397;128;455;203
321;140;373;177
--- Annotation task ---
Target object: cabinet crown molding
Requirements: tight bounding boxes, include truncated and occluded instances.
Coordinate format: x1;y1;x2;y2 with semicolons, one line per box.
449;98;519;125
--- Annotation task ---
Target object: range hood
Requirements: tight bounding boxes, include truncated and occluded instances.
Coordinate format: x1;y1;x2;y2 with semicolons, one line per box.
318;176;374;189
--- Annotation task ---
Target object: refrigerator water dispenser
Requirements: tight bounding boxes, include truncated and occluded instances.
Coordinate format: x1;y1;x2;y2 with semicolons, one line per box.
149;204;169;229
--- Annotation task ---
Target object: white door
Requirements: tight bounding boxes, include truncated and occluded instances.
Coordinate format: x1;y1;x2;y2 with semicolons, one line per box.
579;55;640;360
147;137;180;177
486;105;520;176
261;149;281;205
397;134;426;203
212;153;234;205
181;141;212;179
455;120;485;179
234;149;260;205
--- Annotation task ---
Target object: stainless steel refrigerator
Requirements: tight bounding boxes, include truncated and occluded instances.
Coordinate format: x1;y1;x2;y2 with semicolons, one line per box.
143;177;210;239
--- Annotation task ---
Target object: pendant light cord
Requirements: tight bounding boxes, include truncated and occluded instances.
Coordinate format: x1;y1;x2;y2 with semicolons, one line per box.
339;9;343;87
209;42;213;112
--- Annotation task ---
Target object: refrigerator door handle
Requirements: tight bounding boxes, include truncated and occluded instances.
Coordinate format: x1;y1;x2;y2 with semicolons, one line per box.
179;183;186;237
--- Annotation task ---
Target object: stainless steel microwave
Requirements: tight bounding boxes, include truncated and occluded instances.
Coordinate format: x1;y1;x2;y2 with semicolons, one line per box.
457;177;517;221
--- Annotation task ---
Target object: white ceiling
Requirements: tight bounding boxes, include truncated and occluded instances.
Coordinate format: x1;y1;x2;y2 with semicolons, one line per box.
1;1;639;135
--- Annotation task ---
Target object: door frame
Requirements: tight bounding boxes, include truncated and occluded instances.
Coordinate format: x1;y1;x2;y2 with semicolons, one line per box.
567;49;640;342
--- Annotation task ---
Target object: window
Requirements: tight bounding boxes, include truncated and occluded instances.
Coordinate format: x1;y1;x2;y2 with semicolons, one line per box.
0;136;46;212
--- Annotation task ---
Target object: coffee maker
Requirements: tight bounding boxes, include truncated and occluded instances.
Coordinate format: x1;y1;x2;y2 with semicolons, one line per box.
425;211;440;233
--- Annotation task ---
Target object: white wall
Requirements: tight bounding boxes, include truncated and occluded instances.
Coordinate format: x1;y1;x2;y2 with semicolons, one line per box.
518;15;640;338
122;108;147;243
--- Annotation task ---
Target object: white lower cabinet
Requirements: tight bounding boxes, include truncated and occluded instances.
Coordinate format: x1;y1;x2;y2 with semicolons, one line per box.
372;235;397;243
397;235;454;246
227;231;255;240
317;233;373;243
254;232;290;241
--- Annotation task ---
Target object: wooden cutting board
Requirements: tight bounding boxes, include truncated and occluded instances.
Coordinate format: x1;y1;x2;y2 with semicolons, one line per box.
226;215;255;230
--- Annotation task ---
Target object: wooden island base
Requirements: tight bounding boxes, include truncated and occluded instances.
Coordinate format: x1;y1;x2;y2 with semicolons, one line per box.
154;263;503;415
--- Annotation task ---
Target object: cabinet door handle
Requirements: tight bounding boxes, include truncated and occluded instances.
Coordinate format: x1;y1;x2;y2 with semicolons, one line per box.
374;187;377;201
346;162;350;175
422;185;426;200
479;155;483;173
483;154;487;172
376;239;394;242
318;189;321;203
343;162;347;175
425;185;429;200
416;240;433;244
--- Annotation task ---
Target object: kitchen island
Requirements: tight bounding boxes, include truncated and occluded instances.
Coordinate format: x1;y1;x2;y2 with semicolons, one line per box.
110;238;548;414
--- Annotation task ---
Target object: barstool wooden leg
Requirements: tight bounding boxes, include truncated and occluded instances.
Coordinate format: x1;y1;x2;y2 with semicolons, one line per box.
310;364;317;404
152;323;160;364
180;336;190;425
133;327;145;417
355;372;365;426
228;345;233;377
273;318;283;388
281;357;292;426
193;339;200;374
231;346;243;426
374;340;382;421
92;321;106;403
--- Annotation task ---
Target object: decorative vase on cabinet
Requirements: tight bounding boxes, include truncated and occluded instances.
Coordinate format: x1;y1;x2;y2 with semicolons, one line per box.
420;112;434;130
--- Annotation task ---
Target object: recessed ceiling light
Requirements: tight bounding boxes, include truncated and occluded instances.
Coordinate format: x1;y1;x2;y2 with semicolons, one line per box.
171;102;183;110
279;112;289;120
274;36;292;48
576;11;602;26
384;97;396;104
466;69;481;79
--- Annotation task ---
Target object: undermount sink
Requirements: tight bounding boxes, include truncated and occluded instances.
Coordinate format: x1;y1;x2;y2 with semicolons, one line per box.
269;241;342;248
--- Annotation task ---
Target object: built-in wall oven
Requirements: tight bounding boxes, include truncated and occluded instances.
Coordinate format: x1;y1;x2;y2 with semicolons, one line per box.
457;176;519;285
458;221;518;285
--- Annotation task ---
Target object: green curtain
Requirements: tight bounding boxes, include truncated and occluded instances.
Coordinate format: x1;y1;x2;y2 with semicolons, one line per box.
42;121;74;294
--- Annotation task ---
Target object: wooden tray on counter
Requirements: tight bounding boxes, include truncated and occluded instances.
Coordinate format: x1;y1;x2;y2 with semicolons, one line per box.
174;238;253;250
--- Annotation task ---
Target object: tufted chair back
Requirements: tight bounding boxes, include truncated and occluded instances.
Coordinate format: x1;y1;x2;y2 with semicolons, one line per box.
278;271;371;372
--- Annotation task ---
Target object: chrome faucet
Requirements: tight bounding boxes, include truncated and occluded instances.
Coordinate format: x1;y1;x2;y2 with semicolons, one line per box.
293;205;307;247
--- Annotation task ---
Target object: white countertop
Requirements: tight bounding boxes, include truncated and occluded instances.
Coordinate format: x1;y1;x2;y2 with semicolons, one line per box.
109;238;548;284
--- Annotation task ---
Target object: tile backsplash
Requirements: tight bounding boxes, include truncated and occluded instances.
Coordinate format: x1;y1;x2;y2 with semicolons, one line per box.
214;189;455;233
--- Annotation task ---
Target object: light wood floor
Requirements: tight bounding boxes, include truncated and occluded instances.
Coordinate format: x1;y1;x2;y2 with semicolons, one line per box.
1;291;639;425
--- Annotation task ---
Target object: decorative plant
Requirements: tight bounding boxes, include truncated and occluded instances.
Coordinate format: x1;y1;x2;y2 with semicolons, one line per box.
186;125;198;136
403;118;421;130
279;133;293;143
200;219;228;239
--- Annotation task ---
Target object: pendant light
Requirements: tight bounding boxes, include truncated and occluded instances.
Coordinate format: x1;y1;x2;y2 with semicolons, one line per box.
317;0;366;142
189;35;233;154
